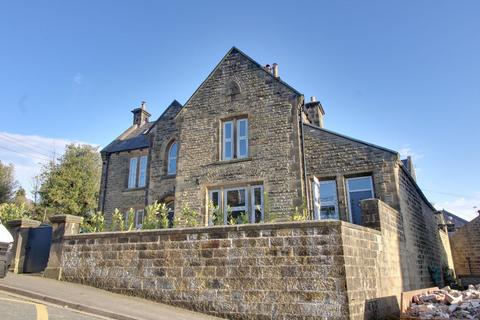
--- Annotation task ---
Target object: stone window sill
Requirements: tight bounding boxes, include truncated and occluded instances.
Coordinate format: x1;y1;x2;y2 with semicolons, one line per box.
123;187;146;192
212;157;252;166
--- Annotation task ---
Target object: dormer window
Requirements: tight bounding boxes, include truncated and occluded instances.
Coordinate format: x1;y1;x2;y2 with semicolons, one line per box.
222;117;248;161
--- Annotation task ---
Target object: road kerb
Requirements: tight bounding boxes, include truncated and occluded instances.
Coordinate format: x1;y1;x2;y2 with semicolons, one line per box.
0;283;138;320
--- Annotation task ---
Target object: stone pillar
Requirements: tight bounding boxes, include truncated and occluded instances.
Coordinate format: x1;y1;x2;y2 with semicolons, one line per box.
44;214;82;280
6;218;41;273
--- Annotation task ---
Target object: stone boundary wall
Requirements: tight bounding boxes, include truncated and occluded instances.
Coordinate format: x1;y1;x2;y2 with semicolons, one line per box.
60;213;407;320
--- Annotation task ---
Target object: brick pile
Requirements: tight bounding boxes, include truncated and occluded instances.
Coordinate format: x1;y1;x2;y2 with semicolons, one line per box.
405;285;480;319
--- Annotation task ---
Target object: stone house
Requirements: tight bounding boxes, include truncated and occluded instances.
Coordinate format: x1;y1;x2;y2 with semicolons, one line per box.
99;47;453;290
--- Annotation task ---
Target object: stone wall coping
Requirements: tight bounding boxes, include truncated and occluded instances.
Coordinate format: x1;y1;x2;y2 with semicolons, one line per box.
49;214;83;224
361;198;400;214
64;219;381;240
6;218;42;228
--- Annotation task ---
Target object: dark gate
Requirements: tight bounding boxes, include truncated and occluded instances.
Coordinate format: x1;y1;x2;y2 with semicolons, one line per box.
23;224;52;273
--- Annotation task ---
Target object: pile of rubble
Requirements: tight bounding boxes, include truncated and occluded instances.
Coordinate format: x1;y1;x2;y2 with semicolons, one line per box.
405;284;480;319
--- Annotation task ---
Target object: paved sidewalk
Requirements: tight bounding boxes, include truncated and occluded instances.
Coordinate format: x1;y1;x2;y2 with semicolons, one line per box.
0;273;221;320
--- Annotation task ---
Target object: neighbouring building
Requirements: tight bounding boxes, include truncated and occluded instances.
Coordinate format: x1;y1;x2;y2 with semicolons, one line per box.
97;47;454;315
450;214;480;286
439;209;469;234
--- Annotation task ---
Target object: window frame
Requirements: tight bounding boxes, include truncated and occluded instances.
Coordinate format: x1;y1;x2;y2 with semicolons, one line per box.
138;156;148;187
167;142;178;175
319;180;339;220
251;185;264;223
222;121;234;161
346;176;374;224
128;157;138;189
207;184;263;225
236;118;249;159
223;187;248;223
221;117;248;161
135;209;144;229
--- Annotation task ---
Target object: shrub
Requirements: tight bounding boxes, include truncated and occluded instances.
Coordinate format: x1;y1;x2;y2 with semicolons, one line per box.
80;211;104;233
181;204;199;227
142;202;169;230
110;208;125;231
0;203;30;223
125;208;135;231
209;201;223;226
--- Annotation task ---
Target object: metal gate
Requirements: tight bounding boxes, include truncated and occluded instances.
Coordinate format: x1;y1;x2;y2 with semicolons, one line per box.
23;224;52;273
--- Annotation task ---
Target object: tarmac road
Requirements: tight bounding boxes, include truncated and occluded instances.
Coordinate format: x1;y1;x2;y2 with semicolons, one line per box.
0;290;108;320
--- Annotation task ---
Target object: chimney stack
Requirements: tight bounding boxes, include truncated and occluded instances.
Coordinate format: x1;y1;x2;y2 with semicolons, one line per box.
272;63;279;78
303;97;325;128
131;101;151;126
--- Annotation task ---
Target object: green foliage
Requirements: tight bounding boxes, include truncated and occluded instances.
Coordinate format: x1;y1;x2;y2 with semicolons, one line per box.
142;202;169;230
111;208;125;231
227;206;249;225
125;208;135;231
0;202;30;222
80;211;104;233
291;198;309;222
209;201;223;226
39;144;101;217
181;203;199;227
0;161;18;204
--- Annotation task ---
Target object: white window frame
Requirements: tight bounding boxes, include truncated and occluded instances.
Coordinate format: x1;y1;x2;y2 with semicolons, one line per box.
312;176;321;220
167;142;178;175
251;185;264;223
135;209;144;229
138;156;148;187
346;176;374;223
222;121;234;160
208;189;221;226
236;118;249;159
223;187;248;223
128;157;138;189
319;180;339;220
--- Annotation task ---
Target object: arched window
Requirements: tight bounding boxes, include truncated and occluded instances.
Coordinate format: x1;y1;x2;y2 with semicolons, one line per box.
167;142;178;175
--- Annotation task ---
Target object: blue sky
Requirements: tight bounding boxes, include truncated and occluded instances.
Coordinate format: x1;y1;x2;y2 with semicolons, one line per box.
1;1;479;220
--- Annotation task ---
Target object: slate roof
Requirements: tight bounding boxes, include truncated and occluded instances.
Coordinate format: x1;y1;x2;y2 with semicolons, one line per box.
101;121;153;154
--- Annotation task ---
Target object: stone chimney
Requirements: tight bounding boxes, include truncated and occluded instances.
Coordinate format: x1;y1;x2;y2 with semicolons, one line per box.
131;101;151;126
272;63;279;78
402;156;417;181
303;96;325;128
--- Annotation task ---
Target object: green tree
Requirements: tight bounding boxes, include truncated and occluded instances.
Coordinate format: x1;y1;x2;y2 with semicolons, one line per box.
0;161;18;203
39;144;101;216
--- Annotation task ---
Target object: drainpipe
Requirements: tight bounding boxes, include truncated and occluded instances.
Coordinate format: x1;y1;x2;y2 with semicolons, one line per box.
101;153;110;213
299;98;310;215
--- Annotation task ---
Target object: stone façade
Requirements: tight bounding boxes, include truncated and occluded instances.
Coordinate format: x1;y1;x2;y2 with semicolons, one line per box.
98;47;454;291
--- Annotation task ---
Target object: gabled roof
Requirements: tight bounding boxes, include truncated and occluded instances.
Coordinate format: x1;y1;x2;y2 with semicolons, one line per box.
175;46;302;119
145;100;183;135
303;123;398;155
101;121;152;154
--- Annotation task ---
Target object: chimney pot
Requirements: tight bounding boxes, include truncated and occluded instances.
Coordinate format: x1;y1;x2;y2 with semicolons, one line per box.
310;96;317;102
272;63;279;78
